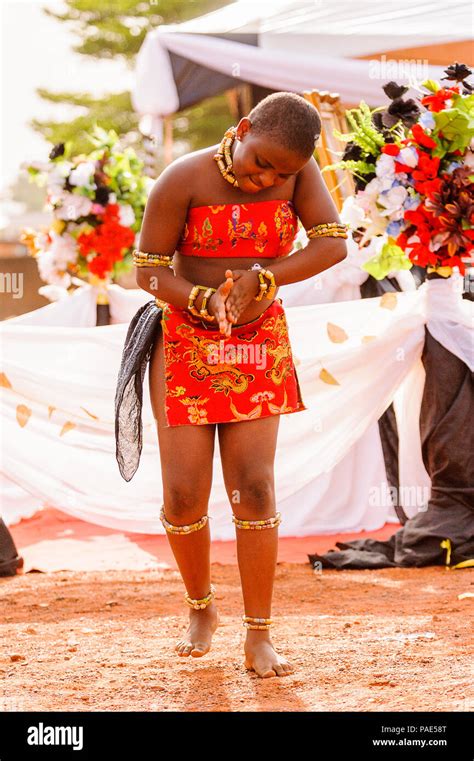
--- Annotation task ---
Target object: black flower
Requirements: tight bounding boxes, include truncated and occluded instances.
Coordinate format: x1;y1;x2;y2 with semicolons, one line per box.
382;98;421;128
343;142;363;161
371;112;395;142
442;62;472;82
49;143;65;160
95;185;111;206
382;81;409;100
354;171;376;192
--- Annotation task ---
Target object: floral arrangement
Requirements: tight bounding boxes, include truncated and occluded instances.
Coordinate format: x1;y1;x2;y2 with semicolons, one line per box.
325;63;474;279
21;126;153;288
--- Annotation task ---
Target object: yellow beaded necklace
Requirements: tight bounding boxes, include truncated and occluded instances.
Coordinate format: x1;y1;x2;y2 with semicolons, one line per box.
213;126;239;188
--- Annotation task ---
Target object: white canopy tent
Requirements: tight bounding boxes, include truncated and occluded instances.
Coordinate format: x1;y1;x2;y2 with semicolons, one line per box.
132;0;472;127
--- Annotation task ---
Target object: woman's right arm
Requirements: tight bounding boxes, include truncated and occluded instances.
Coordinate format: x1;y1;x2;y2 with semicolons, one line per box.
135;160;197;309
136;161;233;335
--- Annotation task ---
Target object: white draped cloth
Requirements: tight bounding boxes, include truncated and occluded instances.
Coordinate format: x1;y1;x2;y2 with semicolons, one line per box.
1;265;472;539
133;29;450;118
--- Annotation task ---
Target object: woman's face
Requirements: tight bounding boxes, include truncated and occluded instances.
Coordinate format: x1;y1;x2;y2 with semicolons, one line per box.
231;117;309;194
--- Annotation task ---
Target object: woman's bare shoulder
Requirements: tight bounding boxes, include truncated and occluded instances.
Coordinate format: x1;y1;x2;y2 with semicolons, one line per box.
152;146;218;202
169;145;219;174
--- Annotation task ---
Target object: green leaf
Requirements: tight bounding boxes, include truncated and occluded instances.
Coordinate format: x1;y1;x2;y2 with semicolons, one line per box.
452;93;474;119
434;104;474;154
361;239;413;280
421;79;441;93
322;159;376;177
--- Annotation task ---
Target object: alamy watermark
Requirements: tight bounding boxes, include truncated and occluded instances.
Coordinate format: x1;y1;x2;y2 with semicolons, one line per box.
0;272;23;299
207;340;267;369
369;483;430;510
369;55;429;82
27;722;83;751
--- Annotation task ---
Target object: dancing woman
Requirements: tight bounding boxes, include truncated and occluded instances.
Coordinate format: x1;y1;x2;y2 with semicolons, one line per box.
130;92;347;678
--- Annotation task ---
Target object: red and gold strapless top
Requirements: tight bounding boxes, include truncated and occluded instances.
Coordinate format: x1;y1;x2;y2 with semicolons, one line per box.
176;199;299;258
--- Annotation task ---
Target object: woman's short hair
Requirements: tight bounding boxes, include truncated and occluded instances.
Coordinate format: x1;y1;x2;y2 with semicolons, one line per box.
247;92;321;158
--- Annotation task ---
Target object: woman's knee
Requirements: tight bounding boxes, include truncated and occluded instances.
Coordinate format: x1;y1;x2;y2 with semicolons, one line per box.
163;481;210;521
232;473;275;515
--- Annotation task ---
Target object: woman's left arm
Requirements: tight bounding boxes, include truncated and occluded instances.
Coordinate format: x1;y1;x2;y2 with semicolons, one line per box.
266;155;348;285
224;157;348;323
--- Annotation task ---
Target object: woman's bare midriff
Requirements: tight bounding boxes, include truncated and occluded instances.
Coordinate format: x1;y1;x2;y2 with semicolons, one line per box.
174;253;287;326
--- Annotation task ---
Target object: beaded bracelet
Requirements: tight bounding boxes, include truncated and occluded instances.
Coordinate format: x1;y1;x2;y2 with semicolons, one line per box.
188;284;217;322
254;268;277;301
306;223;348;240
199;287;216;321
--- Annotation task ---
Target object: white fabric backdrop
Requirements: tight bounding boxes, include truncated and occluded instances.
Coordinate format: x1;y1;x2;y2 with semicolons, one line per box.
132;0;470;117
0;240;392;534
1;272;471;538
132;29;450;117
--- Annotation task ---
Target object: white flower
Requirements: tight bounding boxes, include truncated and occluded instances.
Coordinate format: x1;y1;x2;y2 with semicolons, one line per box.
56;192;93;220
108;192;117;204
69;161;96;187
49;161;74;182
464;148;474;170
118;203;135;227
49;232;77;266
419;111;435;131
26;160;50;173
35;232;77;287
375;153;395;179
398;147;418;167
378;185;408;216
48;184;68;206
340;196;365;228
37;250;72;287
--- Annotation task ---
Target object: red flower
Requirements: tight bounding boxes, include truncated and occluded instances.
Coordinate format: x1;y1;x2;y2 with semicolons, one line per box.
421;87;459;112
382;144;400;156
410;124;437;149
412;153;441;196
77;203;135;278
414;176;443;199
394;161;414;174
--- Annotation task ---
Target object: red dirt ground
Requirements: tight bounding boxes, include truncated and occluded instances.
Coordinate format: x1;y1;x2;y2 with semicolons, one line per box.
1;563;473;712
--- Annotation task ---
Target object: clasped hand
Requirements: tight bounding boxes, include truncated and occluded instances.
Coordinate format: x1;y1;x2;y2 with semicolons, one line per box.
208;269;258;337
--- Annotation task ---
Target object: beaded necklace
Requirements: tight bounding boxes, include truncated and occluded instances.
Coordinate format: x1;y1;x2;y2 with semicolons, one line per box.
213;126;240;188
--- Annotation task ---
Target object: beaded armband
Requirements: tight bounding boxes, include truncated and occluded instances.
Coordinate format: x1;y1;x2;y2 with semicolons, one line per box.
133;249;174;268
305;222;348;240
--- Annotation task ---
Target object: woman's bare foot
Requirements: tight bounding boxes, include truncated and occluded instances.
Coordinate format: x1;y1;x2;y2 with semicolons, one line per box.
175;602;219;658
244;630;294;678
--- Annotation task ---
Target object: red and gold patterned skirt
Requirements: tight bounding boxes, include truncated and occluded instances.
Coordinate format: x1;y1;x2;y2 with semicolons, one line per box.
159;297;307;427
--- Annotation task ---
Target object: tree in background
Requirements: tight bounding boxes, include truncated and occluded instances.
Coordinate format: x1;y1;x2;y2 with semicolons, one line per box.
32;0;236;166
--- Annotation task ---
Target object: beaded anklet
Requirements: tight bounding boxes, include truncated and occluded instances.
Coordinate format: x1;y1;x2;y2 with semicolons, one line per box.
242;615;273;630
184;584;216;610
